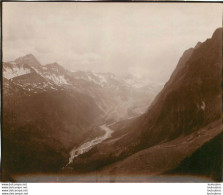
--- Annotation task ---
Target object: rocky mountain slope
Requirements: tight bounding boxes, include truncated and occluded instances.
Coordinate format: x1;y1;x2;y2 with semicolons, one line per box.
2;52;160;177
68;28;222;181
166;132;222;182
2;27;221;182
2;79;104;176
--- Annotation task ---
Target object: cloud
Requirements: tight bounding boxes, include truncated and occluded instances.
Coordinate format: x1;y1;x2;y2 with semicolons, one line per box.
3;2;222;83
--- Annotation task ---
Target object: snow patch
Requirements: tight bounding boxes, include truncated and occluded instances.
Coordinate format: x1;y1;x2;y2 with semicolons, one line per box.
201;101;206;110
44;74;68;85
3;66;31;79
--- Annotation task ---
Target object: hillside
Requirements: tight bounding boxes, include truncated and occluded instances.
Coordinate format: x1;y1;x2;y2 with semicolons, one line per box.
68;28;222;182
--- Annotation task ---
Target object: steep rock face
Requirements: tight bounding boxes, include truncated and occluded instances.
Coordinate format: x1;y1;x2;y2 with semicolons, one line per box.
120;28;222;154
137;28;222;148
69;28;222;174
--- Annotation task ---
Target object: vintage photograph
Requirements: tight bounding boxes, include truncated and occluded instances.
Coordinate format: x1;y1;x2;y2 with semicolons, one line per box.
1;2;222;182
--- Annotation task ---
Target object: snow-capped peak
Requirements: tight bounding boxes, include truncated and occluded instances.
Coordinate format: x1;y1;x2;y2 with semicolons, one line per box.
14;53;41;68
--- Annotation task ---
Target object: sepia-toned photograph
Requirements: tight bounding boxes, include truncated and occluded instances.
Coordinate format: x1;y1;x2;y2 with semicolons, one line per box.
1;2;222;182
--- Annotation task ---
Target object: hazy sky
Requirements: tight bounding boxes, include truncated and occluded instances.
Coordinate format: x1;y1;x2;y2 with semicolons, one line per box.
3;3;222;83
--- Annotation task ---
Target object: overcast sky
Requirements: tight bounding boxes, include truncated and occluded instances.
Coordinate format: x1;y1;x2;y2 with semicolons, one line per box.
3;3;222;83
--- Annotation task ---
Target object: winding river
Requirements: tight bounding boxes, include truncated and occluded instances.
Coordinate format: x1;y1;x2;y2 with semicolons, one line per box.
66;124;113;166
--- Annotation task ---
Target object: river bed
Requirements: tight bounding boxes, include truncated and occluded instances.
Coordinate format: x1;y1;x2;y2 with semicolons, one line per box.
67;124;113;166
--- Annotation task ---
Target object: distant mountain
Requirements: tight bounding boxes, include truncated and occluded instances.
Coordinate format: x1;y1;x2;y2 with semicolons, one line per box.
40;62;70;85
14;54;42;68
3;55;161;122
2;52;161;177
4;28;220;182
68;28;222;181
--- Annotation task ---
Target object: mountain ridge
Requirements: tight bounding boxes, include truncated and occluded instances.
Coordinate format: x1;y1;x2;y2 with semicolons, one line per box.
2;27;222;182
66;28;222;181
3;54;161;122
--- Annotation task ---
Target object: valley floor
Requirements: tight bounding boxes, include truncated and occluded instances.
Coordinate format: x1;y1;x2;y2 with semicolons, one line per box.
10;120;222;183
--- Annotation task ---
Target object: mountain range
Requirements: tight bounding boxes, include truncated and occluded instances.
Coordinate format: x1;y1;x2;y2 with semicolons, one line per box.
3;54;162;121
66;28;223;182
1;28;222;182
2;50;162;179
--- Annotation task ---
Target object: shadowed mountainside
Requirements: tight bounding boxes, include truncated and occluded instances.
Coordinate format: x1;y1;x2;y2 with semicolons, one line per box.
165;132;222;182
2;28;222;182
68;28;222;181
2;83;103;176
